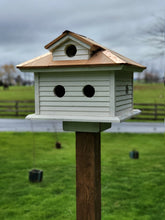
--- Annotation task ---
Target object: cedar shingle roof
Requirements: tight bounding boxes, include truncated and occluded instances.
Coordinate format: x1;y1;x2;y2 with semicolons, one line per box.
17;30;146;71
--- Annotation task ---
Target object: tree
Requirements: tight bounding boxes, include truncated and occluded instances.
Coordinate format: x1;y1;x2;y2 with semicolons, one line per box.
0;64;16;85
143;16;165;58
143;70;159;83
140;16;165;81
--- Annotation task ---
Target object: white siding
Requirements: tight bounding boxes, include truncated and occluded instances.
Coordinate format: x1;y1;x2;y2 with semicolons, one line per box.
38;72;112;117
52;39;90;61
115;71;133;116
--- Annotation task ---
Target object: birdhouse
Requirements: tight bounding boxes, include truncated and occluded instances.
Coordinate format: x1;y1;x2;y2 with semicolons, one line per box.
17;30;145;131
17;31;146;218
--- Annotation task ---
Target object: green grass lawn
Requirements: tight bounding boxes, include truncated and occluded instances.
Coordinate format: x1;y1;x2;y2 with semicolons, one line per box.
0;132;165;220
134;83;165;103
0;86;34;101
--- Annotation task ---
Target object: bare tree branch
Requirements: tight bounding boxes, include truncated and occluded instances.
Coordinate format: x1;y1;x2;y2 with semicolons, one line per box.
141;16;165;58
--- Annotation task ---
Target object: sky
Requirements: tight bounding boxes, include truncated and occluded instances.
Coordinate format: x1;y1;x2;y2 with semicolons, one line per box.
0;0;165;77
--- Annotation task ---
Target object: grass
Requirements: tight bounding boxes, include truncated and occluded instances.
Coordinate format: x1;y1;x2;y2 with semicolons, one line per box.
0;86;34;101
134;83;165;103
0;132;165;219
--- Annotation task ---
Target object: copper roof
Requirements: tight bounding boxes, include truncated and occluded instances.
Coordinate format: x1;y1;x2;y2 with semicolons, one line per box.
44;30;106;51
17;30;146;71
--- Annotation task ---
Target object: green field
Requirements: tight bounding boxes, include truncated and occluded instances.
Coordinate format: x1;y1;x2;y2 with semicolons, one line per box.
0;86;34;101
0;132;165;220
0;83;164;103
134;83;165;103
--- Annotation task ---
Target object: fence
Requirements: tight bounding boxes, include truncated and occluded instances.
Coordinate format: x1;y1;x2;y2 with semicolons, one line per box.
0;101;164;121
0;100;34;117
133;103;165;121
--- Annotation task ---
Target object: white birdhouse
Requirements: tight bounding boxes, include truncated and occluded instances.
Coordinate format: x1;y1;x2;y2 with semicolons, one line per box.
17;30;145;131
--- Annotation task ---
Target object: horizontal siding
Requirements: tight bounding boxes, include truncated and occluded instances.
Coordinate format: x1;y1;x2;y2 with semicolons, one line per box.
39;81;110;86
55;40;87;50
40;96;109;102
53;54;89;61
116;103;132;112
40;101;110;107
40;91;109;97
115;99;132;107
116;95;132;101
39;72;111;117
40;86;108;92
54;49;88;56
52;39;90;61
40;106;109;112
115;71;133;116
116;90;132;96
115;107;132;117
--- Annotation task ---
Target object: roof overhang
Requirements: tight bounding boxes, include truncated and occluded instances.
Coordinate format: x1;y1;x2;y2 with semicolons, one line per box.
17;64;145;73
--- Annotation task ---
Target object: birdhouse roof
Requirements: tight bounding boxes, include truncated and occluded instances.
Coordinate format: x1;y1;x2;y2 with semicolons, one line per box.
44;30;106;51
17;30;146;72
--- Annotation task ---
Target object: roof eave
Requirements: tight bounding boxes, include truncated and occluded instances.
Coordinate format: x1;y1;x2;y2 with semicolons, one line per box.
17;64;124;72
17;63;145;73
122;64;146;72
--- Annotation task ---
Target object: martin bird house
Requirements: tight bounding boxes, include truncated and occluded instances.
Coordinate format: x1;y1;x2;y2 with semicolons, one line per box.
17;30;145;124
17;31;146;219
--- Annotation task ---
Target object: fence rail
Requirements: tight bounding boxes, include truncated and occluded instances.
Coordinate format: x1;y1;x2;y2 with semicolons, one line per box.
0;100;164;121
0;100;34;117
133;103;165;121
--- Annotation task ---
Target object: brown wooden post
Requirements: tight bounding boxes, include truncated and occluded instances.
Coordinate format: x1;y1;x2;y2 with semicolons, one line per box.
15;101;19;116
154;104;157;120
76;132;101;220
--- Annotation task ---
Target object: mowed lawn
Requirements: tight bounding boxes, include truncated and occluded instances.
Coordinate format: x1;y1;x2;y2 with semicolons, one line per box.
0;86;34;101
133;83;164;103
0;132;165;220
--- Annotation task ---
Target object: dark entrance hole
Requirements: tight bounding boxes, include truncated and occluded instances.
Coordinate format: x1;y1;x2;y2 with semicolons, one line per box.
83;85;95;98
53;85;65;98
65;45;77;57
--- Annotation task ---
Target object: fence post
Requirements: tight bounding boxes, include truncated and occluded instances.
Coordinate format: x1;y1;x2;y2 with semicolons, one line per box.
15;101;19;116
154;104;157;120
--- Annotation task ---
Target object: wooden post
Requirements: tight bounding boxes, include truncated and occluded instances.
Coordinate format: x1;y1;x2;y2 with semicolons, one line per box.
154;104;157;120
76;132;101;220
15;101;19;116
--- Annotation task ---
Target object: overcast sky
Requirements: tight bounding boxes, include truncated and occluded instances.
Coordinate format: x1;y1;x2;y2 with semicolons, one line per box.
0;0;165;76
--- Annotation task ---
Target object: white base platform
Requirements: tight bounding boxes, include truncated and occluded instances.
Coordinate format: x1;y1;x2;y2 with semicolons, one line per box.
26;109;141;123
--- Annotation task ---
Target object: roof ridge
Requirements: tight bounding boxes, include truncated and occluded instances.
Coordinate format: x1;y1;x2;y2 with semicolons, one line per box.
109;49;145;67
45;30;106;50
103;49;126;64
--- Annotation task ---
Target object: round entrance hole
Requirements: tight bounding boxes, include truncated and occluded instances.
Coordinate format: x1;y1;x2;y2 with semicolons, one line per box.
53;85;65;98
65;44;77;57
83;85;95;98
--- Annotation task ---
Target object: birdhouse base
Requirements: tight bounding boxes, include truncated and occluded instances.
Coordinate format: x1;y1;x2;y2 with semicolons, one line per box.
26;109;141;123
63;122;111;132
